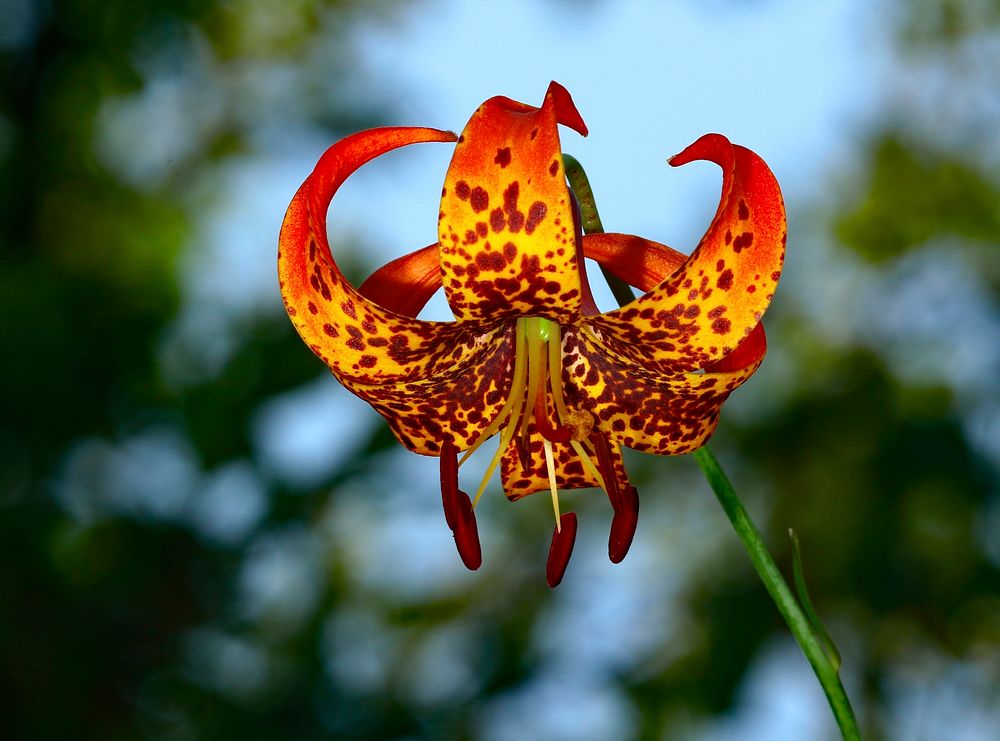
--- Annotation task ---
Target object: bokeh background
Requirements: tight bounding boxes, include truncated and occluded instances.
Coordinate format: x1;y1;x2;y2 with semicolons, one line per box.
2;0;999;738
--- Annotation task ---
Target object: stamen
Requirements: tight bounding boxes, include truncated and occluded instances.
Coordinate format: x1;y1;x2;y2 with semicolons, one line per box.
519;319;545;438
439;440;460;531
472;418;518;507
542;439;562;530
532;347;571;443
546;512;578;588
547;323;572;422
439;440;482;569
609;485;639;564
460;318;529;466
452;488;483;570
590;432;623;511
569;439;607;491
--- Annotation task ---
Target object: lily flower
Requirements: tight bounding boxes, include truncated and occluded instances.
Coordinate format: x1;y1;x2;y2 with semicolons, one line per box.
278;82;786;587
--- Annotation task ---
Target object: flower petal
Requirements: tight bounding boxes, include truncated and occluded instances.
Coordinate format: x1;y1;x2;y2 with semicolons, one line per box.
589;135;785;372
561;326;763;456
582;232;686;292
279;126;460;383
358;244;441;318
278;127;514;454
438;81;588;323
342;323;515;455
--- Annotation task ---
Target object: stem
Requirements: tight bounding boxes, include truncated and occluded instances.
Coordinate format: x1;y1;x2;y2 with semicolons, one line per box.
562;154;637;307
693;448;860;740
563;153;862;740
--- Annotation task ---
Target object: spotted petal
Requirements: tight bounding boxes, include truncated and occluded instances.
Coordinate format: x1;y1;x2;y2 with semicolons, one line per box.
562;327;762;456
278;127;512;454
589;135;786;373
438;81;588;324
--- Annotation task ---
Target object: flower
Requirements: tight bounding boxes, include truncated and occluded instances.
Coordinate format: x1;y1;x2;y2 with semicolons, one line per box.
278;82;786;586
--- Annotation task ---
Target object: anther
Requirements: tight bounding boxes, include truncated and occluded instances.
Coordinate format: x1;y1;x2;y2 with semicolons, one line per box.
452;489;483;570
546;512;578;587
440;440;482;570
440;440;461;531
609;485;639;564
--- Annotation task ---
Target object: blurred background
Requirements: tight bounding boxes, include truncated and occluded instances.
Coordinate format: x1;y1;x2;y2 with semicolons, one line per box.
1;0;998;738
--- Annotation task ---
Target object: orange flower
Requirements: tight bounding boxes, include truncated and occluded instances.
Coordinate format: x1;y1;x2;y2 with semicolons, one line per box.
278;82;786;586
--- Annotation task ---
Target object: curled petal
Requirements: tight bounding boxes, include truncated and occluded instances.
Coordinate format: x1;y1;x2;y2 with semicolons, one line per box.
438;81;588;324
279;127;513;454
343;323;516;455
582;232;686;293
279;127;457;383
358;244;442;318
589;136;785;373
561;327;763;456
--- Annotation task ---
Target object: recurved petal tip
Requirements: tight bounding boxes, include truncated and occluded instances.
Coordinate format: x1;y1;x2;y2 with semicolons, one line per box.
546;512;579;588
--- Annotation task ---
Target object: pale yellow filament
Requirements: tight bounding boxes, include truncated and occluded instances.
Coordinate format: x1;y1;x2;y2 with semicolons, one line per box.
547;323;572;422
519;319;545;438
460;318;529;466
460;315;615;512
542;439;561;531
569;439;607;491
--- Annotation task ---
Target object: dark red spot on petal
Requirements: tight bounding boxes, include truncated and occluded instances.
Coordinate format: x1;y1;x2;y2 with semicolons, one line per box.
454;181;470;200
358;355;376;368
712;318;732;334
733;232;754;253
716;269;734;290
494;147;511;167
738;199;750;220
525;201;547;235
470;186;489;213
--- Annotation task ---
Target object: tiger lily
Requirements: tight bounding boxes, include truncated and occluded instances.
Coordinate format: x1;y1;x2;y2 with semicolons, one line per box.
278;82;785;587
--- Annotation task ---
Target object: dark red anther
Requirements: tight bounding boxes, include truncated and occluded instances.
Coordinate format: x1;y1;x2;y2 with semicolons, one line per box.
546;512;578;588
439;441;482;569
452;489;483;571
439;440;460;531
609;485;639;564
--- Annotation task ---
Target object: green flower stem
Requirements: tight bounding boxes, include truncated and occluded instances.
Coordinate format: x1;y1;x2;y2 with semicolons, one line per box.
563;153;861;740
692;447;860;740
561;154;638;308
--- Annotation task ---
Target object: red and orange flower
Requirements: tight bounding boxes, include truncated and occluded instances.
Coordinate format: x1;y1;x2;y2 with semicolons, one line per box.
278;82;786;586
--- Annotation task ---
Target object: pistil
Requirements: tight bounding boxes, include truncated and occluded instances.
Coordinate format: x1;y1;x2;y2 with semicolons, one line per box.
443;315;640;583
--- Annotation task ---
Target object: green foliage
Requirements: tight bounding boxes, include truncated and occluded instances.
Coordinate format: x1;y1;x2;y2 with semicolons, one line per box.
836;135;1000;262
